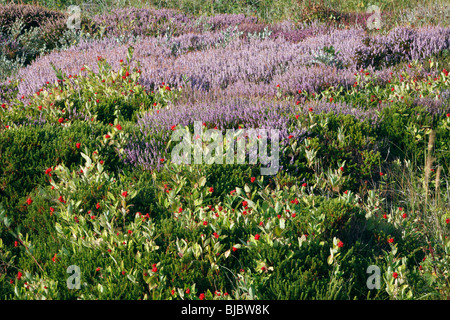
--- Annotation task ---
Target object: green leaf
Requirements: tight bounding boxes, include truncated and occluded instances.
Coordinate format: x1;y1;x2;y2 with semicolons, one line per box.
127;274;136;283
274;201;281;214
327;254;334;265
279;218;285;229
127;46;135;64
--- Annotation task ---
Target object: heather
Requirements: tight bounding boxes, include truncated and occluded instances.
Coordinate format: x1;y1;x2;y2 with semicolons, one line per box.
1;3;450;302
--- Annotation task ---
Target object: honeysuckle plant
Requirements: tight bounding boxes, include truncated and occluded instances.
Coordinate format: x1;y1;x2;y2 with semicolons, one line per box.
10;46;175;126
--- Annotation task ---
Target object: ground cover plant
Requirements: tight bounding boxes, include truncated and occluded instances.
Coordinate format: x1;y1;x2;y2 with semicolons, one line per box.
1;0;450;300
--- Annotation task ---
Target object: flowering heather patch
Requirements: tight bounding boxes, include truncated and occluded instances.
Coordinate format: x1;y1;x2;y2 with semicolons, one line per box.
204;13;259;31
355;26;450;68
91;8;194;38
8;17;450;102
0;4;67;30
123;98;308;170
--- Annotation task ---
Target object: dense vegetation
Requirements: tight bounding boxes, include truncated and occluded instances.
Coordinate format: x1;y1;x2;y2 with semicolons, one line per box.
1;0;450;300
